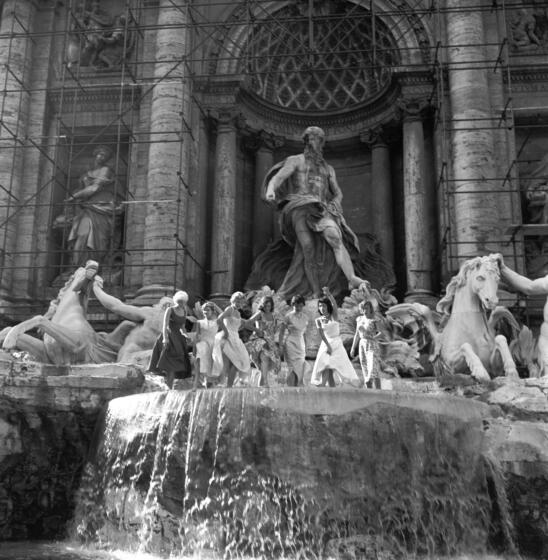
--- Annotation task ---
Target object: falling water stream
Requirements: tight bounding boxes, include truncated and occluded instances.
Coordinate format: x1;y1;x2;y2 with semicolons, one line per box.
20;386;515;560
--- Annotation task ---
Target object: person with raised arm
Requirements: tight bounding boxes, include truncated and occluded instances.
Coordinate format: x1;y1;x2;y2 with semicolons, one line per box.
211;292;251;387
278;294;308;386
245;296;281;387
310;287;360;388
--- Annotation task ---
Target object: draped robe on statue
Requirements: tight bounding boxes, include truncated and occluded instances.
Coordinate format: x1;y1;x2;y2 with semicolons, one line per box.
245;160;394;300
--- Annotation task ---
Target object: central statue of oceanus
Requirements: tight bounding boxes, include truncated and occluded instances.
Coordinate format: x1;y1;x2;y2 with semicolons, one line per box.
245;126;394;299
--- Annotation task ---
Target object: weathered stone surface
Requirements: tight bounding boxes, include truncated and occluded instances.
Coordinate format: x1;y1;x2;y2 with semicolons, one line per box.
0;360;145;411
0;361;146;540
73;389;513;557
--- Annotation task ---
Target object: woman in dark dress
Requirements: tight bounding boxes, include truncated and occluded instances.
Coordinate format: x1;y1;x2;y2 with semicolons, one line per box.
148;290;191;388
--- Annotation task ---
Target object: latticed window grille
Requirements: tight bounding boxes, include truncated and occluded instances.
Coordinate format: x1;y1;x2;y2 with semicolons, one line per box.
243;1;399;112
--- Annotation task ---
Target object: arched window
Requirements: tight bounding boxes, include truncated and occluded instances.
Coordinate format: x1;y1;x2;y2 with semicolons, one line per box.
242;1;400;112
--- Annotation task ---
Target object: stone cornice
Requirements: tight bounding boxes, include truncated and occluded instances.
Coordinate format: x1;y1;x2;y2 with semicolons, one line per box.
48;84;141;115
198;77;401;142
195;68;437;142
506;65;548;93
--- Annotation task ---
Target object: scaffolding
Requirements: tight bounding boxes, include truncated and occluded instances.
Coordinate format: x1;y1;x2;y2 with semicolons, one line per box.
0;0;546;326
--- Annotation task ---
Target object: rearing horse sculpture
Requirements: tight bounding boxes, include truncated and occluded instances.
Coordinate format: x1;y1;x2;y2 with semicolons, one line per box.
433;254;519;381
386;254;520;380
0;262;132;365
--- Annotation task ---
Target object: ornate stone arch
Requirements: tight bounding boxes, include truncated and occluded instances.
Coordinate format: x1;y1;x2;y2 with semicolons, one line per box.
207;0;434;109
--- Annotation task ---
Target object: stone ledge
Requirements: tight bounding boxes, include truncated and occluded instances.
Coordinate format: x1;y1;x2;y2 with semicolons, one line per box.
0;359;145;412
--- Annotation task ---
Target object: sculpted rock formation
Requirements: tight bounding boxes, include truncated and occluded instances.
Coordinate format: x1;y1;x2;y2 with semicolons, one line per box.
70;382;548;558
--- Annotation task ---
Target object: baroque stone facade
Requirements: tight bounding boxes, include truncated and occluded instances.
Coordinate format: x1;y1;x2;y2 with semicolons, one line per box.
0;0;547;321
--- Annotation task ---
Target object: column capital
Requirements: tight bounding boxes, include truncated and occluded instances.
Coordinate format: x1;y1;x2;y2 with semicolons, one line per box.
397;97;430;122
258;130;284;151
210;109;244;131
244;130;285;152
360;126;390;148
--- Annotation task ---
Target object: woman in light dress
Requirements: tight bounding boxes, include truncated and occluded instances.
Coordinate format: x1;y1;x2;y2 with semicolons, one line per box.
193;301;222;388
351;299;381;388
311;287;360;388
211;291;251;387
278;294;308;386
245;296;281;387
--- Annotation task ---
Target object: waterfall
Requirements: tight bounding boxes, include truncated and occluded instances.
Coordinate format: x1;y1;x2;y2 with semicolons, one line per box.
72;388;513;558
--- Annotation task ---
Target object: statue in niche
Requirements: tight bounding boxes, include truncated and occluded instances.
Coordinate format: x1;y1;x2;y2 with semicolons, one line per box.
510;8;541;50
509;4;548;51
523;153;548;224
66;0;134;69
54;145;124;268
246;126;394;300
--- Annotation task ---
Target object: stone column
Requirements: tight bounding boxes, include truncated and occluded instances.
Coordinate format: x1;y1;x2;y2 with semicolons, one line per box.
13;1;56;302
210;112;238;298
446;1;499;262
401;100;435;304
0;0;36;301
360;127;394;264
137;0;189;303
252;131;282;257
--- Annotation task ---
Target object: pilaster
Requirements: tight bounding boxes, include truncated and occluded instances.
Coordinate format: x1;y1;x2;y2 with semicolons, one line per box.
360;126;394;265
137;0;189;304
399;99;436;304
0;0;37;305
210;111;240;298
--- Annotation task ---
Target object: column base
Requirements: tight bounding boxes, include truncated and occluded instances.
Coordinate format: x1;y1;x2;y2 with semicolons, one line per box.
404;289;439;309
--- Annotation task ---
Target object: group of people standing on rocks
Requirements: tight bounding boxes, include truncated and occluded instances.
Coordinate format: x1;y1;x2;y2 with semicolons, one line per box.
147;286;381;391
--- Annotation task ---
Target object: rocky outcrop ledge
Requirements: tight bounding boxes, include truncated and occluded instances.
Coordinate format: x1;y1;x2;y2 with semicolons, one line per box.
0;358;145;540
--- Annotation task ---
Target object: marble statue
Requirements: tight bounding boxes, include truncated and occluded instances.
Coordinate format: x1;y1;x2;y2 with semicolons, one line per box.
524;152;548;223
498;255;548;376
387;255;521;381
56;145;124;267
246;126;394;299
91;276;176;363
0;261;132;365
66;1;134;69
510;8;542;50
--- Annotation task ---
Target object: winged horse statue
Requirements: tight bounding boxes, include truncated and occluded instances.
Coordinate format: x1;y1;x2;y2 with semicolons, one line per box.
388;254;520;381
0;261;133;365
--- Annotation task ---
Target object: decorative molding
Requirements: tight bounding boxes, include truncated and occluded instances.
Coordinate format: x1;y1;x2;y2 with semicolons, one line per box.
242;130;285;153
48;84;141;115
360;126;391;148
396;97;431;122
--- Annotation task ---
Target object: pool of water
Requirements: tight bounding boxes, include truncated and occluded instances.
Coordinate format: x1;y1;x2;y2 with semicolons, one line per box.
0;543;529;560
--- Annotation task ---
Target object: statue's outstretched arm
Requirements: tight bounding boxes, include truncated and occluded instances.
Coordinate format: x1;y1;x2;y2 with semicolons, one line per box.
265;156;299;200
500;263;548;296
92;278;148;323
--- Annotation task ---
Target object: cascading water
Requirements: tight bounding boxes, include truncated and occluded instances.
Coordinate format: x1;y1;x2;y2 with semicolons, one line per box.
72;388;515;559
